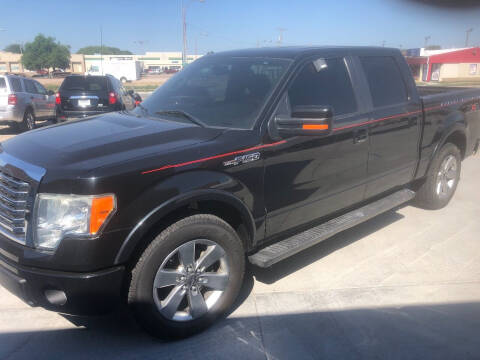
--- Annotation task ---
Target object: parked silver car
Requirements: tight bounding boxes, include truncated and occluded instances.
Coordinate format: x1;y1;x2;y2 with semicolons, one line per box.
0;74;56;131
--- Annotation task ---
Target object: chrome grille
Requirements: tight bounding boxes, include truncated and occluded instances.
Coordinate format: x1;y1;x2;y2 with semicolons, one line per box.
0;170;30;244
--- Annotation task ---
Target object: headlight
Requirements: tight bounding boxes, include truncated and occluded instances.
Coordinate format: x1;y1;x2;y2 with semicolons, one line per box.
34;194;116;250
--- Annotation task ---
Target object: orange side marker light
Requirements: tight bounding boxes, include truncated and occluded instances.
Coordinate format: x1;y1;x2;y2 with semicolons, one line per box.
90;195;116;234
302;124;329;130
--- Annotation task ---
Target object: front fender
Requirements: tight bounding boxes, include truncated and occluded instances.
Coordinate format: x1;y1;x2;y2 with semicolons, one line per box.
114;170;257;264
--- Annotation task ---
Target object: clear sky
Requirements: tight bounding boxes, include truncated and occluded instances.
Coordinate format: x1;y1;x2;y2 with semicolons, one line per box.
0;0;478;54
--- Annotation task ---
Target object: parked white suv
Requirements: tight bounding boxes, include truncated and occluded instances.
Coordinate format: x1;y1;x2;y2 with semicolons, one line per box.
0;74;56;132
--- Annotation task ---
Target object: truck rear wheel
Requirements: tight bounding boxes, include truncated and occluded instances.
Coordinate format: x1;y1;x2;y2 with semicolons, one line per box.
414;143;461;210
128;214;245;338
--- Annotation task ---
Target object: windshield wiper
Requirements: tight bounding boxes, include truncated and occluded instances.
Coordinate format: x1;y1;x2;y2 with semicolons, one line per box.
155;110;205;127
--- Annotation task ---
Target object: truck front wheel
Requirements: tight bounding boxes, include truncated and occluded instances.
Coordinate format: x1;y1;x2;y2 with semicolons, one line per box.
128;214;245;338
414;143;461;210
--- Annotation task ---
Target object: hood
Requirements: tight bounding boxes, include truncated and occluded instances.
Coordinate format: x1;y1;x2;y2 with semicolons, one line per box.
1;112;223;173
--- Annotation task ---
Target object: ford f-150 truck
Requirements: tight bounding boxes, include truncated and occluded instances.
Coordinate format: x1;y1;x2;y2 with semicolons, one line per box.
0;47;479;338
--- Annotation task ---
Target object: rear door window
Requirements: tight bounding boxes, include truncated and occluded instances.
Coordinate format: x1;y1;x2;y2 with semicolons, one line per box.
10;78;23;92
360;56;408;108
24;79;37;94
288;57;357;116
60;76;109;92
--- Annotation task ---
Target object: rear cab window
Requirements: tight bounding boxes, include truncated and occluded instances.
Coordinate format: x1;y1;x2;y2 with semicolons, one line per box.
360;56;408;108
60;76;109;92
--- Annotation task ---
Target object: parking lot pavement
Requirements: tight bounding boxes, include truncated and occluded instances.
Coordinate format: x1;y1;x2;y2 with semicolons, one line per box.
0;120;55;143
1;152;480;359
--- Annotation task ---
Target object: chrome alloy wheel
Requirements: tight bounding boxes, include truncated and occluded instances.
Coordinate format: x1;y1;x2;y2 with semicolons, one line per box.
25;112;35;130
436;154;458;198
153;239;229;322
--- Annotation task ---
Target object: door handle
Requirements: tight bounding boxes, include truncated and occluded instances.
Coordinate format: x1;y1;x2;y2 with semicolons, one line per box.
354;129;368;144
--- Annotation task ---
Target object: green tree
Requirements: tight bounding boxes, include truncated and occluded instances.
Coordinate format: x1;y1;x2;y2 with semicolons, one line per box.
3;44;23;54
77;45;132;55
21;34;71;71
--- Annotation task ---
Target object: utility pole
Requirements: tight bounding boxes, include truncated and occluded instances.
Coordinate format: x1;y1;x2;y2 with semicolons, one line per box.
424;35;431;48
466;28;474;47
182;0;205;68
100;26;103;75
277;27;287;45
381;40;386;47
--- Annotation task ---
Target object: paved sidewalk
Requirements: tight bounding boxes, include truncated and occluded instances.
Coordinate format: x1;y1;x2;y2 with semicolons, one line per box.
1;156;480;360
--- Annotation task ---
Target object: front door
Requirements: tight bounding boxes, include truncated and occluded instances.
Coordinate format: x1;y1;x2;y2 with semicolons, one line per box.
264;56;370;238
24;79;46;119
33;81;54;119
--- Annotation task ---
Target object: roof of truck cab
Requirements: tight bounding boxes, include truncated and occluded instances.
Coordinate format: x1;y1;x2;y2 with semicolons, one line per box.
205;46;402;60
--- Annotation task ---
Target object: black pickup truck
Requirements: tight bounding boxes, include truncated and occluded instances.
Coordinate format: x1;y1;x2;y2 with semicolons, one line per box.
0;47;479;338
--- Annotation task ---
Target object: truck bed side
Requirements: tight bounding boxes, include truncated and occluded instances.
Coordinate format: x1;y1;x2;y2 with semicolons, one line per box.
415;88;480;179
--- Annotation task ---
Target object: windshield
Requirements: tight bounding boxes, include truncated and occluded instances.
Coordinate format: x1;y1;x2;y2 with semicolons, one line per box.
134;56;292;129
60;76;109;92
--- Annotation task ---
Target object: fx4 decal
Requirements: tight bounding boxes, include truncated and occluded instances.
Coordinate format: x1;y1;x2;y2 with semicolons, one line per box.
223;152;261;167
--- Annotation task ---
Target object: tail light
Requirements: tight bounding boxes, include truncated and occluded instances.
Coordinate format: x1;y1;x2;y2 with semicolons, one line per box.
108;92;117;105
55;92;61;105
135;100;141;106
8;94;17;106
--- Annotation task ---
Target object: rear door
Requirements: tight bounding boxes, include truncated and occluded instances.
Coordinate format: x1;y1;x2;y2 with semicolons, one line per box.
33;81;54;119
358;55;422;198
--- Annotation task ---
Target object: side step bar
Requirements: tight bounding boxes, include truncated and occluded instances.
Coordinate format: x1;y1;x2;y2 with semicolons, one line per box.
249;189;416;268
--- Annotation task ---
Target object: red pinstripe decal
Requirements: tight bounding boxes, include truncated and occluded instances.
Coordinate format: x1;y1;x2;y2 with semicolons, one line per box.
142;97;478;175
333;109;423;132
333;99;469;132
141;140;287;174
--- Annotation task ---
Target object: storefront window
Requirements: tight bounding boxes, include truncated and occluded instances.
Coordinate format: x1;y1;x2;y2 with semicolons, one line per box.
431;64;441;81
469;64;477;75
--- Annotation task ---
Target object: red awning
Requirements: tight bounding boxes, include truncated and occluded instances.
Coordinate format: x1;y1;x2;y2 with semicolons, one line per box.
429;47;480;64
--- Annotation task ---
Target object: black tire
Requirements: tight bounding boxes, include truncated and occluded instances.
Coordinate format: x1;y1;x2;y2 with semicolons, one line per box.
22;109;36;132
414;143;461;210
128;214;245;338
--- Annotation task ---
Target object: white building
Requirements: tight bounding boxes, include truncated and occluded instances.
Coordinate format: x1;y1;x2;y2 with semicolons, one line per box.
84;52;203;74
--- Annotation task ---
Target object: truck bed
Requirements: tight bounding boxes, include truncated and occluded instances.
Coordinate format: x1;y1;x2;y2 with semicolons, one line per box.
417;85;473;96
415;86;480;181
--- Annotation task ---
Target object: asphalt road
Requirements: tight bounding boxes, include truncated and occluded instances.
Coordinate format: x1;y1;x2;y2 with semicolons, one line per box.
0;131;479;359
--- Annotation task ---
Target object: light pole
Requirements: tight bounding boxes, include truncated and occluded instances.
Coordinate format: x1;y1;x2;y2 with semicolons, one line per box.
276;28;287;46
424;36;431;48
182;0;204;68
466;28;474;47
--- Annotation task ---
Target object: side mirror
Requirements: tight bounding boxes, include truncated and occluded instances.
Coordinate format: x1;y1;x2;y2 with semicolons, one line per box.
47;90;55;96
274;105;333;137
